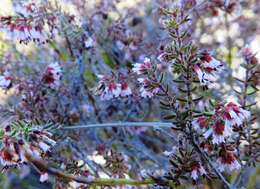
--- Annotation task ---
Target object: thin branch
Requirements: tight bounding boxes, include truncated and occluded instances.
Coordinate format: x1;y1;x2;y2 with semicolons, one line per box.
24;151;155;186
62;122;174;130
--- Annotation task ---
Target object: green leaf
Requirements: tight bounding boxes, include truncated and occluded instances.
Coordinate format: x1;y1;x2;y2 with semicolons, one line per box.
101;50;115;69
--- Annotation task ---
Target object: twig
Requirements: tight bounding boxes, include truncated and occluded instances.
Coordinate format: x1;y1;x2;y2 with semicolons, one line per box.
62;122;173;130
24;151;155;186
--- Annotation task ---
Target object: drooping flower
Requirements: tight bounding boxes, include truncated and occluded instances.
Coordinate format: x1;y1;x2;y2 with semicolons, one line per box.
190;162;207;180
216;150;241;172
222;102;251;127
193;52;223;86
200;52;223;71
192;116;208;131
193;65;214;86
0;71;12;89
43;62;62;89
137;78;160;98
120;82;132;97
203;121;232;144
132;57;152;75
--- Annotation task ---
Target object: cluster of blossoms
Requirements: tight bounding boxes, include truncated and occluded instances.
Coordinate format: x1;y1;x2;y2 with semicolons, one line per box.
192;102;250;173
0;2;57;44
206;0;241;16
0;124;56;182
95;74;132;100
42;62;62;89
192;52;223;87
0;71;12;89
193;102;251;145
132;57;162;98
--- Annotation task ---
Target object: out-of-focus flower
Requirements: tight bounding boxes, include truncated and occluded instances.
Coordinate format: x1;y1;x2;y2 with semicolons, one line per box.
190;162;207;180
40;172;49;182
138;78;160;98
0;71;12;89
216;150;241;172
132;57;152;75
239;45;259;65
43;62;62;89
84;37;95;48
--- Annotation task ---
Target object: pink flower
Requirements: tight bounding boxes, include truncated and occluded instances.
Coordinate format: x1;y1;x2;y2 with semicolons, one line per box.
137;78;160;98
193;52;223;86
120;82;132;97
216;150;241;172
43;62;62;89
192;116;208;131
0;71;12;89
239;45;259;65
203;121;232;144
200;52;223;71
132;57;152;75
223;102;251;127
191;162;207;180
95;75;122;100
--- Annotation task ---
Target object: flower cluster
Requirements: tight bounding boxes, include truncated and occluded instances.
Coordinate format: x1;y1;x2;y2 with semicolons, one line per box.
0;123;56;182
0;71;12;89
132;57;162;98
192;52;223;86
95;74;132;100
193;102;250;145
0;2;57;44
42;62;62;89
0;127;56;167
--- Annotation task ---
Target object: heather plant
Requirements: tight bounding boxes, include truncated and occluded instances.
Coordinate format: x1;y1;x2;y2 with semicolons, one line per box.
0;0;259;189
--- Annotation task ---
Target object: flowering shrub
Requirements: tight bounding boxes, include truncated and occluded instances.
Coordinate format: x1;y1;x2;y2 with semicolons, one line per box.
0;0;259;189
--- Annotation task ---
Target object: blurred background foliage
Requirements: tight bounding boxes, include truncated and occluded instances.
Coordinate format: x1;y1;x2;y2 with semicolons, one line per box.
0;0;259;188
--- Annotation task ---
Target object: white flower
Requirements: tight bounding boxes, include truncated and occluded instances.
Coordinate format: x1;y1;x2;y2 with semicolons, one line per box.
120;82;132;97
85;37;94;48
40;172;48;182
